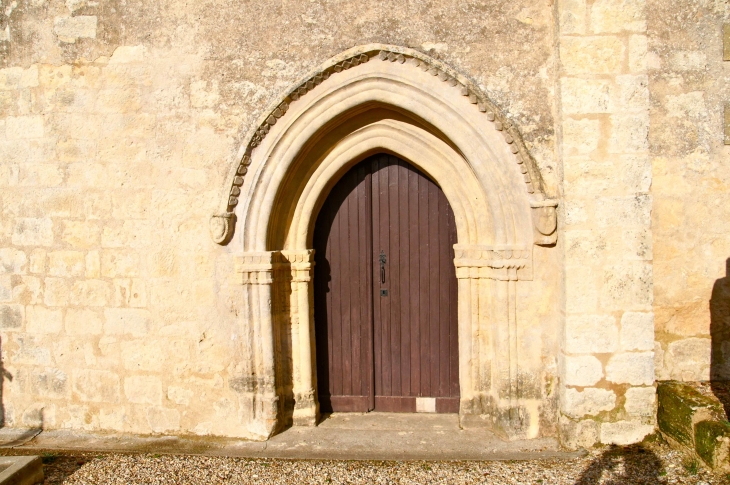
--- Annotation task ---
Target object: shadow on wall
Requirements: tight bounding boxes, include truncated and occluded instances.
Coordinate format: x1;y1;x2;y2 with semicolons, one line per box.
0;335;10;427
573;445;666;485
710;258;730;417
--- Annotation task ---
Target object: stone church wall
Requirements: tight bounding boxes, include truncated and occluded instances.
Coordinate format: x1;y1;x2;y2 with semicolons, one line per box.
0;0;724;448
0;0;560;440
647;0;730;383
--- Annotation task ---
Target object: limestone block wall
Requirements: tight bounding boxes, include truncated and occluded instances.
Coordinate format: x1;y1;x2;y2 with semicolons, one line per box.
648;0;730;382
556;0;656;448
0;0;562;440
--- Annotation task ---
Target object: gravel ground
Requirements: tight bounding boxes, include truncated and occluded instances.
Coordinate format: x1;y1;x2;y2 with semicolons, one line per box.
3;440;727;485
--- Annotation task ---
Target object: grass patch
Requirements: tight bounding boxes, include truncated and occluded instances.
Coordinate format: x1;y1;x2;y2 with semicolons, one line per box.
41;452;58;464
682;457;699;475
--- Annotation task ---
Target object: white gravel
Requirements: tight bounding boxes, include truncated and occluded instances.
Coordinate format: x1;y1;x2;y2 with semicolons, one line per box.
27;441;725;485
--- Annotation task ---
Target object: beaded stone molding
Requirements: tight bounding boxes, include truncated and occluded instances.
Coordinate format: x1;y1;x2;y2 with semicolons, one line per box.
211;44;551;245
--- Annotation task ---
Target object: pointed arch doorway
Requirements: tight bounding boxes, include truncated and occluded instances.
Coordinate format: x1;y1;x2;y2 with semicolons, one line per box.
313;154;459;414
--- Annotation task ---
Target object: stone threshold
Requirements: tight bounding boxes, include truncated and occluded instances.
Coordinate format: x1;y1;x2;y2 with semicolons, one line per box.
1;413;584;462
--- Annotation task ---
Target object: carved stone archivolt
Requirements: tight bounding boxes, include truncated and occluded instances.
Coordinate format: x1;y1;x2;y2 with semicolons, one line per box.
223;45;560;440
212;44;556;246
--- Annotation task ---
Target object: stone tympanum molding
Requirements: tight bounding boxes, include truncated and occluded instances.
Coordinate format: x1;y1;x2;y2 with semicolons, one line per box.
211;44;555;246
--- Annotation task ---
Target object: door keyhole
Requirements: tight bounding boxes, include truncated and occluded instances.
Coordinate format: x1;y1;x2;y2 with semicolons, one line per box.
379;250;387;284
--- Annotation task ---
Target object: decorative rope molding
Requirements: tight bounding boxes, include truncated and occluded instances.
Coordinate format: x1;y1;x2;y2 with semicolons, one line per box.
211;44;551;245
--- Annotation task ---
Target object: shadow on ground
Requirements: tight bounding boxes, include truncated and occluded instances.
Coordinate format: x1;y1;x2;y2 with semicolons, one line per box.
573;445;667;485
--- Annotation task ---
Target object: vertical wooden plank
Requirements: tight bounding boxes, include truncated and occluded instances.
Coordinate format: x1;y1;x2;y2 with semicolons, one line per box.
388;157;401;398
398;162;411;397
448;202;460;398
364;166;375;409
418;173;431;396
408;167;421;398
330;188;343;398
378;155;392;398
340;173;354;397
438;188;450;397
371;156;383;400
349;165;363;398
428;179;441;396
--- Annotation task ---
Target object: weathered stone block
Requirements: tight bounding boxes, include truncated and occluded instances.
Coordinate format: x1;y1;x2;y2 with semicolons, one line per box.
558;0;586;34
665;338;711;381
167;386;193;406
595;196;652;229
53;16;97;43
600;420;654;445
12;218;53;246
48;251;85;277
26;305;63;334
146;406;180;433
563;387;616;418
13;335;53;365
72;369;120;403
43;277;70;307
562;117;600;155
657;381;722;448
6;116;44;139
620;311;654;351
29;249;45;274
624;386;656;416
566;314;618;353
61;220;100;249
599;262;653;312
0;304;24;329
608;113;649;153
590;0;646;33
628;35;647;73
561;78;612;114
65;308;103;335
104;308;151;336
85;251;100;278
109;45;147;64
121;339;164;372
0;248;27;274
565;266;599;313
560;36;625;74
30;368;68;398
0;275;10;302
695;420;730;471
124;375;162;405
606;352;654;385
69;279;111;307
101;250;140;278
564;355;603;386
559;416;599;450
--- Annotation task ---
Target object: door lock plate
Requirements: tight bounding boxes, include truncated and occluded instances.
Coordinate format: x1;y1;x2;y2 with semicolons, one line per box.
380;289;388;297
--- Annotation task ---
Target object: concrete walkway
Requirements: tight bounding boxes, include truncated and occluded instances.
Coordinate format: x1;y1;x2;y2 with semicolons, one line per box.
0;413;583;461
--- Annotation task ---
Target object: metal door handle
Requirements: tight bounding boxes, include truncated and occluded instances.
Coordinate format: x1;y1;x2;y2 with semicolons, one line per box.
379;250;386;284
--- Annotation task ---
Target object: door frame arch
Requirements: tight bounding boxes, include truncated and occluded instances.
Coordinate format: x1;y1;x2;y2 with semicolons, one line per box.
210;45;558;440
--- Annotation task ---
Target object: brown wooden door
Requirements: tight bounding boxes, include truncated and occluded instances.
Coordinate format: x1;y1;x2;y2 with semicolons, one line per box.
314;154;459;414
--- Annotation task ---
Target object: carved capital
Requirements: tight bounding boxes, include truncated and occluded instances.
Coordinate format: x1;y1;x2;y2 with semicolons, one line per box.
210;212;236;245
281;250;316;282
237;251;277;285
530;200;558;246
453;245;531;281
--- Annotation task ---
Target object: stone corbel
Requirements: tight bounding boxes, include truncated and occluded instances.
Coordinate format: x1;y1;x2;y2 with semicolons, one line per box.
530;200;558;246
210;212;236;245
